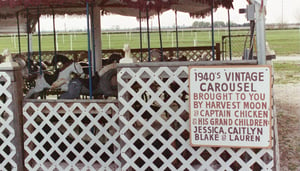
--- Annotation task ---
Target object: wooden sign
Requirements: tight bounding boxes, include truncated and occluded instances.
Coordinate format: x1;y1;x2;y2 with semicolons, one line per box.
189;65;272;148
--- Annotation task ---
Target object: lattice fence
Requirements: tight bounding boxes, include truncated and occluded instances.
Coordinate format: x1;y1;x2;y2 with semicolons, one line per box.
129;46;216;62
0;72;17;170
23;100;121;170
117;63;276;170
20;45;219;65
19;61;278;170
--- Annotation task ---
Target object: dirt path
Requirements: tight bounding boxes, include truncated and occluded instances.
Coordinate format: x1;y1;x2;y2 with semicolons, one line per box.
274;83;300;171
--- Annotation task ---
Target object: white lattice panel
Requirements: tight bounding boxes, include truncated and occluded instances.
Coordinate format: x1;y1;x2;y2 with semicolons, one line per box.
118;66;275;170
0;72;17;170
23;101;121;171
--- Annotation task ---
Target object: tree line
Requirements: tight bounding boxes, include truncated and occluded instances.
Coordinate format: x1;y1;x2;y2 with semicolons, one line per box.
192;21;250;28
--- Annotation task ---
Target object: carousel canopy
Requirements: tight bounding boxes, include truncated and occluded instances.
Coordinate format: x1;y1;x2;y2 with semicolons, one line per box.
0;0;234;33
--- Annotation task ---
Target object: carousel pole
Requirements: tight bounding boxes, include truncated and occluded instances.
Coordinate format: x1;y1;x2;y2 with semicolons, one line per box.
17;12;21;56
52;9;57;69
175;10;179;59
146;3;151;62
158;12;163;61
26;9;31;72
86;1;93;99
37;7;42;74
91;5;96;73
139;8;143;62
211;1;215;60
227;9;232;60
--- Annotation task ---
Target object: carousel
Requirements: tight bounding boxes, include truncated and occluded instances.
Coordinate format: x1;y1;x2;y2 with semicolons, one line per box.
0;0;234;99
0;0;279;171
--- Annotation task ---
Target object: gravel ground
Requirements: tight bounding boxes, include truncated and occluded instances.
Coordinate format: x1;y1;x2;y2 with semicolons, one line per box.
274;83;300;171
273;57;300;170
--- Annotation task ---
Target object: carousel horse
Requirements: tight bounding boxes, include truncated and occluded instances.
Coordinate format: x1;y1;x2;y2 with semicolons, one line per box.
59;52;123;99
60;61;119;99
76;53;121;98
78;63;118;98
24;52;120;99
24;59;84;99
42;54;74;74
22;52;121;99
78;53;122;75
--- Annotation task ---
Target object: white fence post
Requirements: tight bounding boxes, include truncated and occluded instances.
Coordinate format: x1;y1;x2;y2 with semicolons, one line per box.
0;61;24;171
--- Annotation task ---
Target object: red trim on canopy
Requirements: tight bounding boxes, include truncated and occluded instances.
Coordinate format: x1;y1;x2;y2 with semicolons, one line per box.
0;0;234;19
0;0;90;8
0;0;22;8
121;0;177;11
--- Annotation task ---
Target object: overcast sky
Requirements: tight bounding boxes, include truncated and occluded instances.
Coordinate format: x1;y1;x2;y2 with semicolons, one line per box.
40;0;300;31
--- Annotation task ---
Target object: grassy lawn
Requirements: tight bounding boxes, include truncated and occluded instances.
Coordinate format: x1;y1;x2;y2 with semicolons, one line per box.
273;60;300;84
266;29;300;55
1;28;299;56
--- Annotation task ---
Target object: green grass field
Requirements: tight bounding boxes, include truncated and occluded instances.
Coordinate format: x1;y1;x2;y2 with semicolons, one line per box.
273;60;300;84
0;29;299;56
